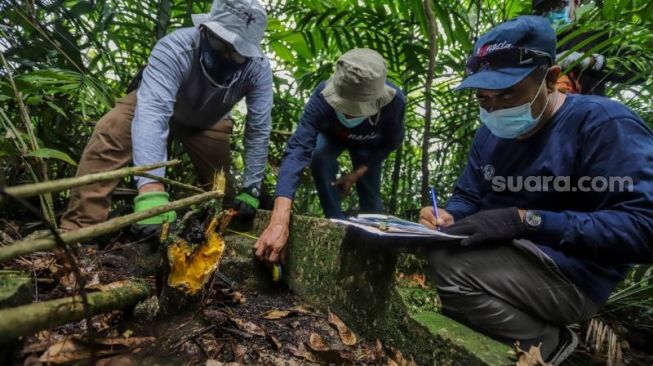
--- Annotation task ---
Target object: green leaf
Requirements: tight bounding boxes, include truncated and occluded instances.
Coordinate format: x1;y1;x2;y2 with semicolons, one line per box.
46;101;67;117
70;1;94;16
26;148;77;166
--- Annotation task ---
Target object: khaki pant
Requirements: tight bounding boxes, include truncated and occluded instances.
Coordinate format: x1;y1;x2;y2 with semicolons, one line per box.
60;91;234;231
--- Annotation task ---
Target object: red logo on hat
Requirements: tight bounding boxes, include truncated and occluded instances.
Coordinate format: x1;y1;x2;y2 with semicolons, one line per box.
477;41;512;56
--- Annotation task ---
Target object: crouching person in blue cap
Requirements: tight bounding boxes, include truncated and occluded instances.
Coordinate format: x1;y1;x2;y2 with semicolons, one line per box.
418;16;653;364
255;48;406;263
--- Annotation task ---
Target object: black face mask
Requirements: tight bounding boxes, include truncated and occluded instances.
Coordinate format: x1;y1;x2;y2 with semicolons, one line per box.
199;32;245;87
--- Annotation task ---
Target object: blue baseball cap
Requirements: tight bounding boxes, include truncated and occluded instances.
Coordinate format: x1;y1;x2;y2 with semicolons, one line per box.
455;16;556;91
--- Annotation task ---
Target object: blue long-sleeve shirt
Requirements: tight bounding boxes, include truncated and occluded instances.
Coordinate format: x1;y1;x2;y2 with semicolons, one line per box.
275;81;406;199
446;94;653;305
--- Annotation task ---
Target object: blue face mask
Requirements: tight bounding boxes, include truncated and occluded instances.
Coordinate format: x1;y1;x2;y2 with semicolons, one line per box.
336;111;369;128
479;76;551;139
545;7;572;30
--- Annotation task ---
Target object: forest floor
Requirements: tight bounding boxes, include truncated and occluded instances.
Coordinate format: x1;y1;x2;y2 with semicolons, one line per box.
1;223;416;366
1;219;652;366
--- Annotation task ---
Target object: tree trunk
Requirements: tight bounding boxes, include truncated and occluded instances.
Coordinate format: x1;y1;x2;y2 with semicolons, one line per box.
155;0;172;40
389;144;403;214
420;0;439;206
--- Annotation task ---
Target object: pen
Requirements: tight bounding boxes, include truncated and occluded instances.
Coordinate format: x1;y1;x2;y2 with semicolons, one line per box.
431;187;440;230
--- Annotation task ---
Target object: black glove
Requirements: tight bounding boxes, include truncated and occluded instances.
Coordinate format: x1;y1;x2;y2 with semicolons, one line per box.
130;223;164;239
131;221;177;241
227;187;260;222
443;207;525;246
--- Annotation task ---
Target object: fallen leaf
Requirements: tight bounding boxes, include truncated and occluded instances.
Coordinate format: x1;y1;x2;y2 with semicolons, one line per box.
291;304;316;315
260;308;292;320
206;360;241;366
387;359;399;366
122;329;133;338
96;355;136;366
39;338;90;364
91;337;155;348
514;342;551;366
91;312;119;333
376;338;383;353
372;338;385;360
232;318;265;337
29;256;55;272
87;280;133;292
328;311;357;346
265;331;282;350
230;291;246;304
386;347;417;366
308;333;330;351
84;273;101;289
22;355;42;366
59;272;77;290
233;343;247;363
287;343;317;363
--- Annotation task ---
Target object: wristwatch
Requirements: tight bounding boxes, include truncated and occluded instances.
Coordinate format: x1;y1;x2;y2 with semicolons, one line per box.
245;185;260;199
524;209;543;231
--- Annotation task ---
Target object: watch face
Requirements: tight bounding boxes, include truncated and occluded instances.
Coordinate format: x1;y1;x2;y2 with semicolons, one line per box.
526;210;543;228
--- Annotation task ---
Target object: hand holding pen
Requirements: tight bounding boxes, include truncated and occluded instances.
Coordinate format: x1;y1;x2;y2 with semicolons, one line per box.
418;187;455;230
431;187;440;230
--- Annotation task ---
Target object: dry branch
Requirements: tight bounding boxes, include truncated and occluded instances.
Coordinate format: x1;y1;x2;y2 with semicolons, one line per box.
0;279;150;343
2;160;180;199
0;190;223;262
135;172;205;193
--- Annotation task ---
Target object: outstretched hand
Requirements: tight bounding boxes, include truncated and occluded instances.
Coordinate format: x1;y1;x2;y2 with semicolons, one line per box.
254;220;289;263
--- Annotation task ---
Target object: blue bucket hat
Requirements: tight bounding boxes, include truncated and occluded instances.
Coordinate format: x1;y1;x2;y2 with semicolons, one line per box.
455;16;556;91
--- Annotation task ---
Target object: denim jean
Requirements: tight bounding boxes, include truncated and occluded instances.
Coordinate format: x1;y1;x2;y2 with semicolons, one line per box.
310;134;384;219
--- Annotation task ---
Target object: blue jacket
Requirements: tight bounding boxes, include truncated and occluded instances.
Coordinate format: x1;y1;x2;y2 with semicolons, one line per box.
275;81;406;199
446;94;653;304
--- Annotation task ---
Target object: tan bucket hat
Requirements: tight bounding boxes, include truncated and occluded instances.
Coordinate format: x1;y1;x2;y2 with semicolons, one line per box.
322;48;396;117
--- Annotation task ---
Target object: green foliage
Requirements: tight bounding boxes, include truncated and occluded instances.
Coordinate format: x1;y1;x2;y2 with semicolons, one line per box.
606;265;653;312
25;148;77;167
0;0;651;338
1;0;651;218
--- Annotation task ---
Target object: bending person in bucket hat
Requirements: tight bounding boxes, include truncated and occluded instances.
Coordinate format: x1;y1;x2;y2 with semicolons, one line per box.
61;0;273;238
418;16;653;365
255;48;406;263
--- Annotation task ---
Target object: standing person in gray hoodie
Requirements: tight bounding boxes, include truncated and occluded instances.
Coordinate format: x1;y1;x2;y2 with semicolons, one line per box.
60;0;273;237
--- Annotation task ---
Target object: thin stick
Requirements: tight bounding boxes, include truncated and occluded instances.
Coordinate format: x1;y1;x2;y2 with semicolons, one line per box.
135;172;205;193
3;160;180;199
226;229;259;241
0;190;222;262
171;324;217;349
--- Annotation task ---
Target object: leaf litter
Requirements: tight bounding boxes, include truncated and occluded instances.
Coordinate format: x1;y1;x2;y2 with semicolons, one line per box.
10;234;407;365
